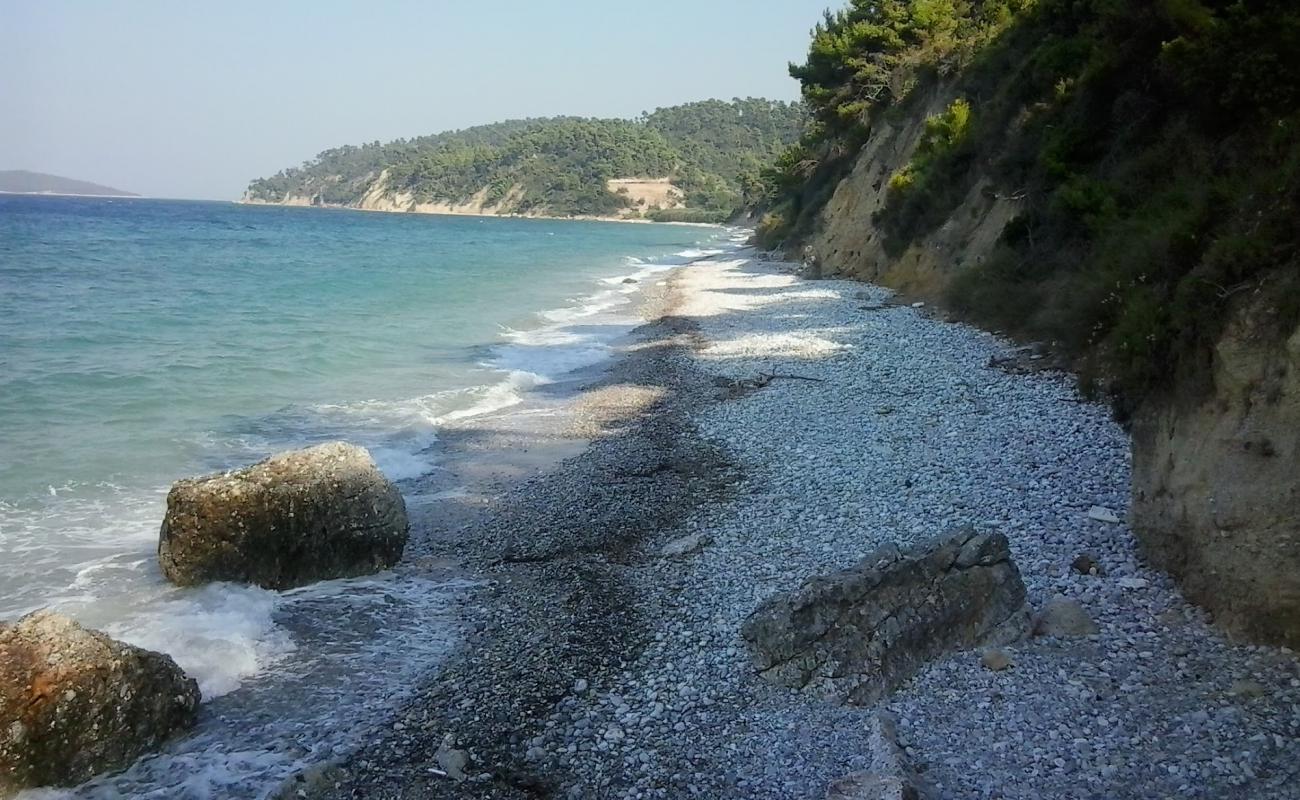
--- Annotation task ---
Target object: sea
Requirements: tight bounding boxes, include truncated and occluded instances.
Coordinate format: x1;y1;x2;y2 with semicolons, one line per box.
0;195;739;797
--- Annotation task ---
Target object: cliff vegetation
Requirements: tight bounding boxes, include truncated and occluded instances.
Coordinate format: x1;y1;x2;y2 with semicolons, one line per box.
758;0;1299;414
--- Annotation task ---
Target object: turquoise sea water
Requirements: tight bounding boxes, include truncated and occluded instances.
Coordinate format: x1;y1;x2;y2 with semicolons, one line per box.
0;195;734;797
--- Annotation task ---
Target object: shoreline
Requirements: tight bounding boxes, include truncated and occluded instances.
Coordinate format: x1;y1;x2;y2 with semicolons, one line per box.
236;197;724;227
293;262;734;798
296;249;1299;799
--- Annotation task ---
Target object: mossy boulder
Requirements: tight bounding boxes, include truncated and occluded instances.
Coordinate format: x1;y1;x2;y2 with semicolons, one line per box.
0;611;199;794
158;442;409;590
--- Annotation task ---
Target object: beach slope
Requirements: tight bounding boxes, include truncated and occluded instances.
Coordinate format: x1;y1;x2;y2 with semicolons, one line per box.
301;249;1300;799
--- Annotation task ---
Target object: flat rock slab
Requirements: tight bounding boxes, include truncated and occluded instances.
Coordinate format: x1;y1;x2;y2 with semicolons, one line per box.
159;441;409;590
0;611;200;794
1033;596;1099;637
980;647;1015;671
742;529;1028;705
1087;505;1121;524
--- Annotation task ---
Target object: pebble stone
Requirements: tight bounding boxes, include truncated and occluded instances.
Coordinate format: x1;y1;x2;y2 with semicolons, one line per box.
305;247;1300;800
520;252;1300;799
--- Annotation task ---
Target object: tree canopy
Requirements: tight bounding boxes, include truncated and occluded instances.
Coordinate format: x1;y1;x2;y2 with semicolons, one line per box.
246;100;804;219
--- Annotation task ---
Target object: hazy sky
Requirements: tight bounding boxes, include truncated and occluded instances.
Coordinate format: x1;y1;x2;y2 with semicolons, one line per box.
2;1;833;200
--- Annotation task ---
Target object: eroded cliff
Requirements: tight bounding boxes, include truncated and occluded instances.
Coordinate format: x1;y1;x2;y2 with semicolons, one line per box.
804;84;1018;300
1131;285;1300;646
801;108;1300;647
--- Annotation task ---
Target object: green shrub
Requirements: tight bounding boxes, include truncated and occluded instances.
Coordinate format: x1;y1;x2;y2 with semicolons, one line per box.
761;1;1027;239
755;209;793;249
886;97;972;196
1050;176;1117;234
874;96;977;253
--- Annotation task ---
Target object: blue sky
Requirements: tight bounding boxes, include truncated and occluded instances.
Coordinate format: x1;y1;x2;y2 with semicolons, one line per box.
2;1;835;199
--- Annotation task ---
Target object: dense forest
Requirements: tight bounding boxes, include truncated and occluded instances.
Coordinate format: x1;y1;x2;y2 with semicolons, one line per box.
757;0;1299;412
245;99;803;221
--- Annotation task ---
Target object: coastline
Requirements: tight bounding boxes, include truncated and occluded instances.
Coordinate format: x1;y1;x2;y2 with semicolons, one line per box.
0;190;143;198
1;215;745;798
236;197;722;227
290;248;1300;799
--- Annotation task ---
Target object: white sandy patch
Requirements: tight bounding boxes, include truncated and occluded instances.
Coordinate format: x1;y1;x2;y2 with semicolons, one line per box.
699;331;850;359
673;253;855;359
674;257;846;318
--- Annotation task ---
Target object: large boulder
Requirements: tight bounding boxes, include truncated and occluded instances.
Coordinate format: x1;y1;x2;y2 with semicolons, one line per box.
741;529;1028;705
0;611;200;794
159;442;409;590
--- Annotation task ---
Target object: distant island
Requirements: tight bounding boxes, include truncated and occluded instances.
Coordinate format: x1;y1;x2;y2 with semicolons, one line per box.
0;170;138;197
243;99;804;223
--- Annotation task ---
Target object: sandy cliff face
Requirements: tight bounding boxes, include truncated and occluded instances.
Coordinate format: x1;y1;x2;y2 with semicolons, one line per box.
1131;289;1300;647
806;86;1020;298
805;92;1300;647
353;171;527;216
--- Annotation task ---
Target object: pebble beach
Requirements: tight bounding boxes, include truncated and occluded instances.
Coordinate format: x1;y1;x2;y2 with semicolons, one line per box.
305;246;1300;800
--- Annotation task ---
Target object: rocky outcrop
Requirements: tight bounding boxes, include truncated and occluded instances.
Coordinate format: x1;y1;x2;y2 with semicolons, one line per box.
741;529;1029;705
0;611;199;794
158;442;409;590
240;192;317;207
245;169;658;221
354;169;529;216
1132;289;1300;648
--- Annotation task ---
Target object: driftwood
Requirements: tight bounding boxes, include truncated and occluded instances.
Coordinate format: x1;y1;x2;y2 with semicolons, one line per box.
987;345;1069;376
981;185;1030;202
1196;277;1257;301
